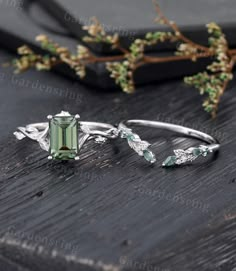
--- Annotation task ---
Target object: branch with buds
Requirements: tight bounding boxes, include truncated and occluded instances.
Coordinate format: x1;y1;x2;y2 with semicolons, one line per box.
12;2;236;118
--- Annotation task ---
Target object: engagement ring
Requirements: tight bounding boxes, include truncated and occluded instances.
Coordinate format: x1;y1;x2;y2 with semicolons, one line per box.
14;111;117;161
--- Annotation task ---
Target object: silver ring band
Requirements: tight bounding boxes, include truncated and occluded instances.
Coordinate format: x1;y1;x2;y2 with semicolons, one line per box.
118;120;220;166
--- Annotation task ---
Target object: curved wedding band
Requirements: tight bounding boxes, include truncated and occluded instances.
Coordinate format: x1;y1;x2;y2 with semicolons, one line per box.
119;120;220;167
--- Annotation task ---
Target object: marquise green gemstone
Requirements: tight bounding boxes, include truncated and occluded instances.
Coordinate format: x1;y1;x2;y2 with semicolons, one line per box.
49;113;79;160
127;134;136;141
192;148;202;156
143;149;156;164
162;156;177;167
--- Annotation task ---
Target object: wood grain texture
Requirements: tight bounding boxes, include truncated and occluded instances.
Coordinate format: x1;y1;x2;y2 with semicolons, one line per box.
0;49;236;271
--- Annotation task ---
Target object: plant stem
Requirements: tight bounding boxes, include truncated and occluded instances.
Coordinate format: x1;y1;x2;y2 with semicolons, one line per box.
153;0;209;53
212;57;236;118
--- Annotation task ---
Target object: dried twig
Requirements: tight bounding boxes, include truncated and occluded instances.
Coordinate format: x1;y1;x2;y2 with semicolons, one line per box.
12;4;236;118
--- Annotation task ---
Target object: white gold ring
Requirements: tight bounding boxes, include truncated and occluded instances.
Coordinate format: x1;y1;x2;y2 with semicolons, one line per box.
119;120;220;167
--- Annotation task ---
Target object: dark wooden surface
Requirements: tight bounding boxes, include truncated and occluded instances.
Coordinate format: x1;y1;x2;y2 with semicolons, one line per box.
0;46;236;271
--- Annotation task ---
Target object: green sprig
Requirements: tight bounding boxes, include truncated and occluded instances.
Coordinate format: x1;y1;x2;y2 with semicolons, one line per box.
184;22;233;117
11;5;236;118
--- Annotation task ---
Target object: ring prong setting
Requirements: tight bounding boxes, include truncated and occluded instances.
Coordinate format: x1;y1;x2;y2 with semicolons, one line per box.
48;156;53;160
75;114;80;120
47;115;53;120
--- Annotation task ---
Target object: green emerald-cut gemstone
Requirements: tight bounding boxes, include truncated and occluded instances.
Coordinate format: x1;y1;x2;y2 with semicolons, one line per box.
49;112;79;160
143;149;156;163
162;156;177;167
